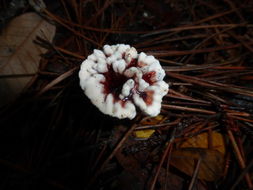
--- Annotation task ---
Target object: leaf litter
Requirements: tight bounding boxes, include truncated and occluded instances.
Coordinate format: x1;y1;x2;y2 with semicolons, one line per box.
0;0;253;190
0;12;55;106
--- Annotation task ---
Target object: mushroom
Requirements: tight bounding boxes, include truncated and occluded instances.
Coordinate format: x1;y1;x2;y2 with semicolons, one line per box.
79;44;169;119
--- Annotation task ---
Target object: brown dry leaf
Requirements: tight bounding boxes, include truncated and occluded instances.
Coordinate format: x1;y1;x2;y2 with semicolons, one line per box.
171;132;226;181
170;148;224;181
157;167;206;190
0;12;55;106
179;131;226;154
111;125;148;189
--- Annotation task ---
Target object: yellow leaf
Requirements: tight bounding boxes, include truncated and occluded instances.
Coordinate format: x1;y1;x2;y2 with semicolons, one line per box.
134;129;155;139
140;115;165;125
179;131;225;154
133;115;166;139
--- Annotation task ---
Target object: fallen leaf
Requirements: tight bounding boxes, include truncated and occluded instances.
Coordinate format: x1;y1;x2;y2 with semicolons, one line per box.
141;115;166;125
157;168;184;190
179;131;226;154
171;131;226;181
111;125;163;187
0;12;55;106
133;115;166;139
133;129;155;139
170;148;224;181
111;125;148;188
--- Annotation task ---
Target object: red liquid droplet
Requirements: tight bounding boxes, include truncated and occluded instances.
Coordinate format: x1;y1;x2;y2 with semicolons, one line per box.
122;52;125;58
127;58;138;68
140;90;154;105
101;61;156;107
142;71;156;85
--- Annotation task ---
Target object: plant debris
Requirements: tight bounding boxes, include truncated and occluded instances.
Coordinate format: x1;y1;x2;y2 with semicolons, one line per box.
0;0;253;189
0;12;55;106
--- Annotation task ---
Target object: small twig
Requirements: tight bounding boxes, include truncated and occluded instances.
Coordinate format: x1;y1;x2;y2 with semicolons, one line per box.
135;119;180;130
165;143;173;190
162;105;216;115
227;118;253;189
37;67;78;96
89;122;138;188
167;72;253;97
229;32;253;54
229;116;253;123
223;0;245;22
167;89;211;104
92;143;107;172
151;41;253;57
43;9;100;46
56;47;85;59
150;130;175;190
231;158;253;190
86;0;113;25
188;157;203;190
142;23;248;37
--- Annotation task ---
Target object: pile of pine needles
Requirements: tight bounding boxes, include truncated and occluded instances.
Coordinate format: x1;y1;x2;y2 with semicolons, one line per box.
0;0;253;189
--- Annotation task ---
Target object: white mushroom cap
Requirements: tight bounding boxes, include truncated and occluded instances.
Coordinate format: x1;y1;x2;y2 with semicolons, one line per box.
79;44;169;119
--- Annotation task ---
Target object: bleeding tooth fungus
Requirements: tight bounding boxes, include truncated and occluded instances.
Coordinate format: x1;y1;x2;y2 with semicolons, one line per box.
79;44;169;119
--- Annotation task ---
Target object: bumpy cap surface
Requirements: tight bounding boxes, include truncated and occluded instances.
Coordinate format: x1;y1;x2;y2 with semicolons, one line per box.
79;44;169;119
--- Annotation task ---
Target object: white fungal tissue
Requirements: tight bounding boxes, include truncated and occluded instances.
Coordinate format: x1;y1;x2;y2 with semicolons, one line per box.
79;44;169;119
